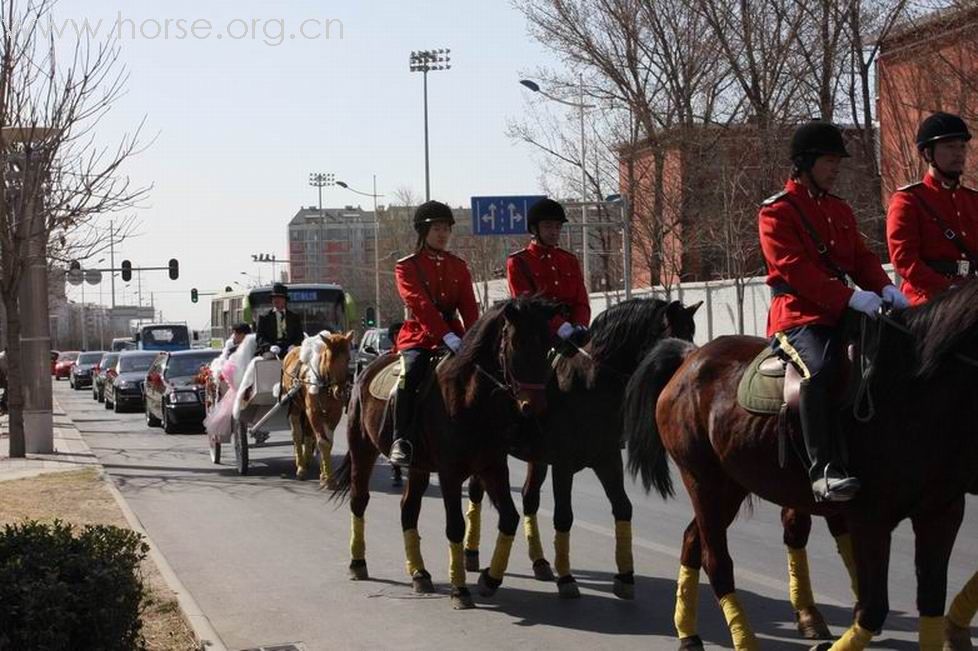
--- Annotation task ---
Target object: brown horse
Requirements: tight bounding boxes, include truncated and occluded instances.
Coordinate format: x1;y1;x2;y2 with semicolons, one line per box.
330;298;557;609
464;298;700;600
281;331;353;483
624;281;978;651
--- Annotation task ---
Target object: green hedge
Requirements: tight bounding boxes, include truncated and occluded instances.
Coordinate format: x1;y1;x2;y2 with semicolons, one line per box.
0;519;150;650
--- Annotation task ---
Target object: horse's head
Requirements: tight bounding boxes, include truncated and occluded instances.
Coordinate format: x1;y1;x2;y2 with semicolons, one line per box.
663;300;701;342
316;330;354;398
497;299;558;417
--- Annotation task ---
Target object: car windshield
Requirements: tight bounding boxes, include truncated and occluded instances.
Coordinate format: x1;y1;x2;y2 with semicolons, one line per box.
101;354;120;369
378;331;392;350
78;352;105;364
118;354;156;373
58;352;79;362
166;353;219;378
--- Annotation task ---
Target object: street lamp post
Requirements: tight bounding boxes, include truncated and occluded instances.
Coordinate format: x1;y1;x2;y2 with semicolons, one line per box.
309;172;335;282
409;49;451;202
337;176;385;326
519;76;595;290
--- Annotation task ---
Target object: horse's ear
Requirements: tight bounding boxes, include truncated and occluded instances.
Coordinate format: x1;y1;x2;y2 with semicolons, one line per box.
344;330;355;342
685;301;703;316
503;301;519;322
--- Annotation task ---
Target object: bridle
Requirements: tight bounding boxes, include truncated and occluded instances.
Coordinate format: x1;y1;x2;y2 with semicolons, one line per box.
472;331;547;402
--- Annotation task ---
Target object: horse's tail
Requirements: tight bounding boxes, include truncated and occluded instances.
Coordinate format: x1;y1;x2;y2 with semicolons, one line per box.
623;337;695;499
327;380;361;502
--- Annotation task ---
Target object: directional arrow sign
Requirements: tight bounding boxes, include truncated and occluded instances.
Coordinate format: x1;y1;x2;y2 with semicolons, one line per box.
471;195;546;236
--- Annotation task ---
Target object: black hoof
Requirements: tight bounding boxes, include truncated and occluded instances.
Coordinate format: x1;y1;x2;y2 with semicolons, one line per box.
532;558;555;581
613;571;635;600
451;586;475;610
464;549;480;572
412;569;435;594
556;574;580;599
349;559;368;581
678;635;704;650
796;606;832;640
477;568;502;597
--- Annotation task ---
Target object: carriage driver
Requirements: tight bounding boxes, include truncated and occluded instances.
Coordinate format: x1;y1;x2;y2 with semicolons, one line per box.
506;198;590;347
887;112;978;305
759;121;910;502
389;201;480;468
256;283;304;359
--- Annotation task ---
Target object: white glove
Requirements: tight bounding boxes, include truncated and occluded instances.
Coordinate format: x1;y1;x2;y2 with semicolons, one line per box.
881;284;910;310
556;322;575;340
442;333;463;354
848;290;882;318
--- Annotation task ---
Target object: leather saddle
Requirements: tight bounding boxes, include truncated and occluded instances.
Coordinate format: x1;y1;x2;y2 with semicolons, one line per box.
365;352;448;452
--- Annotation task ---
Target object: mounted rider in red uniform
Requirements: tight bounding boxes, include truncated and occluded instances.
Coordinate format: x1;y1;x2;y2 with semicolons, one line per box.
759;121;910;502
389;201;480;468
506;198;590;347
887;112;978;306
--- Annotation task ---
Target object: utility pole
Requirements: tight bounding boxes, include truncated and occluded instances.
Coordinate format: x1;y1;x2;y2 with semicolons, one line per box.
409;49;450;202
309;172;334;282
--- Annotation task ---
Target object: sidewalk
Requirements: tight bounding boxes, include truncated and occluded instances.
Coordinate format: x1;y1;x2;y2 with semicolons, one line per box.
0;399;228;651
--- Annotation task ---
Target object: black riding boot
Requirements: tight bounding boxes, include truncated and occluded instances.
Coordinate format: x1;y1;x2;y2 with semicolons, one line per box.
390;385;415;467
798;376;859;502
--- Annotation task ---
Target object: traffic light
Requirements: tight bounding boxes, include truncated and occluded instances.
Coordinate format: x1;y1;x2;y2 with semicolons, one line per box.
120;259;132;282
168;258;179;280
365;307;376;328
190;288;199;303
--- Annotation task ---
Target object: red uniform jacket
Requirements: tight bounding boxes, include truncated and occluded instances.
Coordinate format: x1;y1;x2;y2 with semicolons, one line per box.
759;178;891;336
394;249;480;351
506;240;590;334
886;171;978;306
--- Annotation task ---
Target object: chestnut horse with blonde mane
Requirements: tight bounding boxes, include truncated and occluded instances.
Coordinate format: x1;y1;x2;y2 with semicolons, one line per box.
281;330;353;484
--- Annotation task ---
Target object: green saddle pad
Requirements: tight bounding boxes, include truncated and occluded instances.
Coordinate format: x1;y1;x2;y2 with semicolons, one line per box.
367;353;450;401
737;348;786;415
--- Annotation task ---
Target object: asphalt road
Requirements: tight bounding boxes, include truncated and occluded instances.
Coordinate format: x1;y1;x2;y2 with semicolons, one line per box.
55;381;977;650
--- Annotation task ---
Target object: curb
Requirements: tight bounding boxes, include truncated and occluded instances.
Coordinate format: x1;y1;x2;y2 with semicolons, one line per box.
52;395;229;651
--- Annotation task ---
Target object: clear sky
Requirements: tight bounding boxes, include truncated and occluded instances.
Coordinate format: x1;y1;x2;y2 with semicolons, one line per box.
56;0;559;329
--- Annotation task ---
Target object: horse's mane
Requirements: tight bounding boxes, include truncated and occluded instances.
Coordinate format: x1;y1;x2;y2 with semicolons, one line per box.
901;279;978;377
588;298;674;373
442;296;556;384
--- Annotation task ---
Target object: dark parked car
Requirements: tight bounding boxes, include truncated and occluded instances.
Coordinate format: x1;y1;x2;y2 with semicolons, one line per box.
92;352;121;402
104;351;158;413
354;328;394;376
144;349;220;434
69;351;106;390
53;351;79;380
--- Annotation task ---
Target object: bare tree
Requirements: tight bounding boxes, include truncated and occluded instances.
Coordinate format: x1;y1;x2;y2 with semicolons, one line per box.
1;0;147;456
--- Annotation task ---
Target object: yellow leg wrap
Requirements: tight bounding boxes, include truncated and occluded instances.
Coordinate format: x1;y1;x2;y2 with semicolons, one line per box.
674;565;700;639
554;530;571;577
318;438;333;480
719;593;760;651
403;529;425;576
449;541;465;588
463;501;482;552
834;533;859;598
350;515;366;561
291;426;304;471
948;571;978;628
488;532;515;580
787;546;815;611
524;515;545;562
918;615;944;651
828;623;874;651
302;436;316;468
614;520;634;574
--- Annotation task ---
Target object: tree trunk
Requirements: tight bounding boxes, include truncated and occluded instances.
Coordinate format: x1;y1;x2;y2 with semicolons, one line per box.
3;291;25;457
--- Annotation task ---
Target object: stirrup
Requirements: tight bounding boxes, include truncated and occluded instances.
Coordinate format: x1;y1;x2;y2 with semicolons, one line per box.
811;466;860;503
390;439;413;468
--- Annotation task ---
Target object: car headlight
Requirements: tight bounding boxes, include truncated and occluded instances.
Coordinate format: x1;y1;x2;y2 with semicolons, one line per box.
169;391;198;404
117;380;132;389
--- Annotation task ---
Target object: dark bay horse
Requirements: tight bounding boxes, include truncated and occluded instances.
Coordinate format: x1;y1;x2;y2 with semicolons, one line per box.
330;298;556;609
465;298;700;599
624;282;978;650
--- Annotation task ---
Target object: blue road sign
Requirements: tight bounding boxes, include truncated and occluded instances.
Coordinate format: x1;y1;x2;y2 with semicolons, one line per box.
471;195;546;236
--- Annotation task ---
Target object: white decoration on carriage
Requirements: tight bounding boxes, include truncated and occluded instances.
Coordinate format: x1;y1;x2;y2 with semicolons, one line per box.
233;356;260;421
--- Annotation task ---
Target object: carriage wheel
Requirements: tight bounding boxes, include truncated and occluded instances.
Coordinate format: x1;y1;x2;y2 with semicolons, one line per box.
233;418;249;475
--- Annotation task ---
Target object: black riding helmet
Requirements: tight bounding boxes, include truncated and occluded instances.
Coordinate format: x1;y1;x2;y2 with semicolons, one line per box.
916;112;972;151
527;198;568;235
790;121;850;172
413;200;456;233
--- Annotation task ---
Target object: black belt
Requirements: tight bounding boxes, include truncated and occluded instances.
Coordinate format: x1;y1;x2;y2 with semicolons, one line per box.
405;307;458;323
769;276;851;299
924;259;974;278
